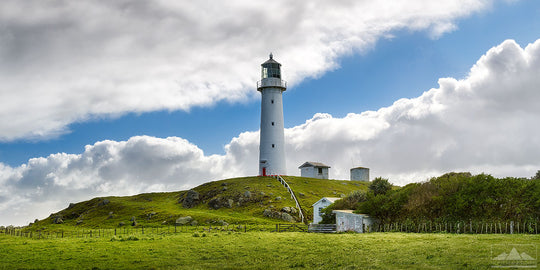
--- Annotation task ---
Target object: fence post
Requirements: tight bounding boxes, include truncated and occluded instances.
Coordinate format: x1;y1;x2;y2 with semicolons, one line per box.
510;221;514;234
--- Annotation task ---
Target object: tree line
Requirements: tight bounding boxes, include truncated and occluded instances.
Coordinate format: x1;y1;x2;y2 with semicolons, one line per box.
321;171;540;224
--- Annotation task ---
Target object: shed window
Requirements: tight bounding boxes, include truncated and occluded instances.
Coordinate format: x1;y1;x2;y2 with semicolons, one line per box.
318;168;323;174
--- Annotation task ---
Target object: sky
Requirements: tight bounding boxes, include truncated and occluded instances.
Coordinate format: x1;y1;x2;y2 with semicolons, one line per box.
1;0;540;226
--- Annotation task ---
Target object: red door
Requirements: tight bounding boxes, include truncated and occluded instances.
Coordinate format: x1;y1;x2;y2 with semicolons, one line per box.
262;167;266;176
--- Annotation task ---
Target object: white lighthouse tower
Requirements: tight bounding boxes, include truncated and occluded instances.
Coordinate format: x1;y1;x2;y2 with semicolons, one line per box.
258;53;287;176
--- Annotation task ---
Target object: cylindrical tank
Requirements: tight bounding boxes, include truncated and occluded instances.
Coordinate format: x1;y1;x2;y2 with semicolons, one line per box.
350;167;370;182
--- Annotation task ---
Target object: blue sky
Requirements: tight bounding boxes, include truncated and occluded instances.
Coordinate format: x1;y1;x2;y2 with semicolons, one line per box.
2;0;540;226
1;0;538;166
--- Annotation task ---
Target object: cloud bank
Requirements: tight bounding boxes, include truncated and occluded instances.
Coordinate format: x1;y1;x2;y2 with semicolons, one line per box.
0;0;492;140
1;38;540;226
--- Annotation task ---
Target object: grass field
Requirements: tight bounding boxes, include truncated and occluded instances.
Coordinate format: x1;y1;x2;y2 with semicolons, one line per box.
1;232;538;269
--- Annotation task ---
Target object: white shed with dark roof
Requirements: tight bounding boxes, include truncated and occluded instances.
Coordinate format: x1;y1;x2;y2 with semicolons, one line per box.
298;162;331;179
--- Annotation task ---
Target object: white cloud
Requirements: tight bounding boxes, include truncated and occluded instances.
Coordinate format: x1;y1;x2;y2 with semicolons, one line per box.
1;38;540;226
0;0;493;140
284;39;540;183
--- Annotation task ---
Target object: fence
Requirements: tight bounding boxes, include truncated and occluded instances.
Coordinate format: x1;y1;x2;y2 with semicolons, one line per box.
372;220;539;234
2;221;538;239
273;224;307;232
0;224;279;239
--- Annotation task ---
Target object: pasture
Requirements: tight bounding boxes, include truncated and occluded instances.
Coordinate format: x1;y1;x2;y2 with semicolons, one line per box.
1;231;538;269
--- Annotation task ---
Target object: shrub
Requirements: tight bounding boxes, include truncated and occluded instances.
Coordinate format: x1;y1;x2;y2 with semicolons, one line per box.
369;177;392;196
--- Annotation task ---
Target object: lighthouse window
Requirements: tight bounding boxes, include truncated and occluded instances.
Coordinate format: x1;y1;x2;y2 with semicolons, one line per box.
271;99;274;104
262;65;281;79
272;144;275;148
271;122;274;126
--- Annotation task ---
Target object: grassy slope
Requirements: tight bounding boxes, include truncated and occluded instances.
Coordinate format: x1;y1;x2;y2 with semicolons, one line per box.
30;176;367;229
1;232;537;269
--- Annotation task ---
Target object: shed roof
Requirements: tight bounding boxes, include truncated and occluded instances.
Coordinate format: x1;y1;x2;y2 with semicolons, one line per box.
332;210;370;217
312;197;340;206
351;167;369;170
332;209;354;213
299;161;331;169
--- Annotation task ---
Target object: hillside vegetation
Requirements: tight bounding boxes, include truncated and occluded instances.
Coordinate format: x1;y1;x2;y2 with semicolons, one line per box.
29;176;368;229
325;172;540;223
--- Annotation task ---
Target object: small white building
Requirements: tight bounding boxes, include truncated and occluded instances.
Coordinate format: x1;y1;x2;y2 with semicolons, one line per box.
350;167;369;182
332;210;375;233
299;162;330;179
312;197;340;224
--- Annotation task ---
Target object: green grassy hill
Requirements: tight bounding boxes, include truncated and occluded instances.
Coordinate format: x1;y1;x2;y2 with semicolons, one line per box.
30;176;368;229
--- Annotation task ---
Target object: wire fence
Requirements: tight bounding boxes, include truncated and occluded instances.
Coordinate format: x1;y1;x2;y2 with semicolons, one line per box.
372;220;539;234
0;224;280;239
1;220;538;239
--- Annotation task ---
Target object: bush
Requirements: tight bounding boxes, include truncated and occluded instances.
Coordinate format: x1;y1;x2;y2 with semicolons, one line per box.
369;177;392;196
359;173;540;223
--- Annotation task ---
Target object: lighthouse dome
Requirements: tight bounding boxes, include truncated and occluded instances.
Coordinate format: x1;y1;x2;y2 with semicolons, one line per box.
261;53;281;79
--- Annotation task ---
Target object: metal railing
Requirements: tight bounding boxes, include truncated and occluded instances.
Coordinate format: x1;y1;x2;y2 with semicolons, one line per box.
257;78;287;89
274;175;306;224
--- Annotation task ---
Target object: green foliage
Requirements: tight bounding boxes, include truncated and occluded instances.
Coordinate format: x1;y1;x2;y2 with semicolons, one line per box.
368;177;392;196
358;172;540;223
319;207;334;224
532;170;540;180
359;185;413;222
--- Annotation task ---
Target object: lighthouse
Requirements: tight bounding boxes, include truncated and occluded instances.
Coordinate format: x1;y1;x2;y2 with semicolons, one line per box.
258;53;287;176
